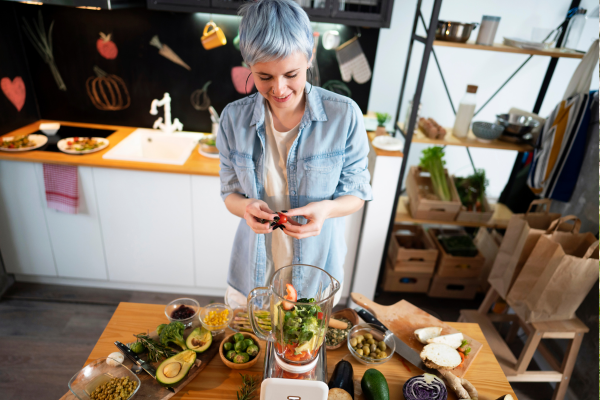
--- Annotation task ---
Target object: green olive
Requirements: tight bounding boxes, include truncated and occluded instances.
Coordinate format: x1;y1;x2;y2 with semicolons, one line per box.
370;343;377;352
378;341;387;351
363;346;370;356
349;338;357;347
366;338;375;345
356;348;363;356
363;333;373;340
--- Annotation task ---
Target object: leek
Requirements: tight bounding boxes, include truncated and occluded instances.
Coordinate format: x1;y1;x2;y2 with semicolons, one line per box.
419;147;452;201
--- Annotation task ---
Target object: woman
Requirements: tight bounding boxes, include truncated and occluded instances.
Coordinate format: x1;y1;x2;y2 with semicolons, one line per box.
217;0;372;302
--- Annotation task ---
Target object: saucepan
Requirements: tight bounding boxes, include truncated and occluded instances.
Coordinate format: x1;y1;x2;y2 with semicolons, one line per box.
436;21;479;43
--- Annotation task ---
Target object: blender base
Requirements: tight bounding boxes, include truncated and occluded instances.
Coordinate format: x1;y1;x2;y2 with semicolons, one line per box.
262;341;328;382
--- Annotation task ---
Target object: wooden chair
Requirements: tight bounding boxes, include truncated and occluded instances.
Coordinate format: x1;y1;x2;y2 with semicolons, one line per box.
459;287;588;400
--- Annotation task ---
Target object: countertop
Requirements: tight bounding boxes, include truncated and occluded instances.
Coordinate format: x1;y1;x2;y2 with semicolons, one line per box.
59;302;516;400
0;120;402;176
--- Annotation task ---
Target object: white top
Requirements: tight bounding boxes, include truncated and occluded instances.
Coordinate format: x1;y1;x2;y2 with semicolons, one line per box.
263;103;299;281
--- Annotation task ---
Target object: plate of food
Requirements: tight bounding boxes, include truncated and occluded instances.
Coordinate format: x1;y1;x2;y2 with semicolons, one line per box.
198;137;219;159
58;137;109;154
0;134;48;152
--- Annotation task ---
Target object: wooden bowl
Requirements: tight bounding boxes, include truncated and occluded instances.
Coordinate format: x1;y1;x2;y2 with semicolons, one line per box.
326;308;360;350
219;332;262;370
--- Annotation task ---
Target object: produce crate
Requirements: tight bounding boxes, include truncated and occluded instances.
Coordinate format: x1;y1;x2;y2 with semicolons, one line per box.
387;223;438;274
428;275;480;299
456;197;494;224
382;257;432;293
406;166;462;221
428;228;485;279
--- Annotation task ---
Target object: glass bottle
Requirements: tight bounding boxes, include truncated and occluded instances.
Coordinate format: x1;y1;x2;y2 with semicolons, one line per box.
452;85;478;138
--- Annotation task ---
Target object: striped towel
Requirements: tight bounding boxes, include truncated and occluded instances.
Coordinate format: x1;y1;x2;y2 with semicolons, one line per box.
43;164;79;214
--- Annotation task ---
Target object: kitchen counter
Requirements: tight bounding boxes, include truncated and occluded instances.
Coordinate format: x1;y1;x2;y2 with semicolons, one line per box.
0;120;221;176
59;302;517;400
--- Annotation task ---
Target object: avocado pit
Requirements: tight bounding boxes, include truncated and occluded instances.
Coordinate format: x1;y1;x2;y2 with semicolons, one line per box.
163;362;182;378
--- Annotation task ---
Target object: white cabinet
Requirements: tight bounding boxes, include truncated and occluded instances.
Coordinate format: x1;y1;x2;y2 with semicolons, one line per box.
39;165;107;280
191;175;239;292
93;168;195;286
0;160;56;276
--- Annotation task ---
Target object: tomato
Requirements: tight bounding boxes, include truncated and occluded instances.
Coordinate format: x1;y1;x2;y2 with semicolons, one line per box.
67;141;73;146
317;312;323;320
74;137;79;141
277;212;288;224
282;283;297;310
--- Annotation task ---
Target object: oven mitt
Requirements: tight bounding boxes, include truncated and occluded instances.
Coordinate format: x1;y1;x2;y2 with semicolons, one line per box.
335;37;372;84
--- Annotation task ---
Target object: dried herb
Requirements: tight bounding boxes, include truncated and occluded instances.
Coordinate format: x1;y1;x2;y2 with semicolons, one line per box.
237;374;259;400
132;333;176;362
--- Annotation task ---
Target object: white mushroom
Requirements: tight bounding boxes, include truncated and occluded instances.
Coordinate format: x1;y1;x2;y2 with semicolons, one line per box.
106;352;124;366
414;327;443;344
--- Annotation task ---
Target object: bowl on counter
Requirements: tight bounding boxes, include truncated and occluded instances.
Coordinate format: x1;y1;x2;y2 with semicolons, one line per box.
165;298;200;329
68;357;141;400
472;121;504;143
435;21;479;43
347;323;395;365
199;303;233;336
325;308;359;350
219;332;262;370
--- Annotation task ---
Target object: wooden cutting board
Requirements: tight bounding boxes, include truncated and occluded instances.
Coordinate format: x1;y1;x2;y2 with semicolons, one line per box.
351;293;482;378
60;320;222;400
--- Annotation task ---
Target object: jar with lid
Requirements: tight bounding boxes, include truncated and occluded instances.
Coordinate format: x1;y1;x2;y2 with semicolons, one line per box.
476;16;501;46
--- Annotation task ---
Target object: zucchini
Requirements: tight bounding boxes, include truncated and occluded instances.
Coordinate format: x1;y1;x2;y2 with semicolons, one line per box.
327;360;354;399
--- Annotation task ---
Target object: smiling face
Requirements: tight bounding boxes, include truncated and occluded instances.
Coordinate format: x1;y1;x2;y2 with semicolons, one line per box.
250;52;310;111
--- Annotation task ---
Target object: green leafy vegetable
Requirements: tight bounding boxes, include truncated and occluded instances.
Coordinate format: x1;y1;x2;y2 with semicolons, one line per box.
278;297;322;348
157;321;188;350
455;169;488;212
419;147;452;201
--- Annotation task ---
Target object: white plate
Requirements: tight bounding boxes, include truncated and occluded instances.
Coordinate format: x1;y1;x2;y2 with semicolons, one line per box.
372;135;404;151
0;134;48;152
198;146;220;159
58;137;109;155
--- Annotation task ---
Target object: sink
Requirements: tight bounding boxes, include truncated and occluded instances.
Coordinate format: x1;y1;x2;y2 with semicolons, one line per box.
103;128;210;165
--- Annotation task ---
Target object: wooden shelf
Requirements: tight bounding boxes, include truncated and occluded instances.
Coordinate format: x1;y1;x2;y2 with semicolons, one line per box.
396;196;512;229
426;38;585;59
398;122;534;152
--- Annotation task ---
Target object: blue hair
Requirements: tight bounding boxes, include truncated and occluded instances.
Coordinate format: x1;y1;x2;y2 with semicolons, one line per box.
238;0;313;66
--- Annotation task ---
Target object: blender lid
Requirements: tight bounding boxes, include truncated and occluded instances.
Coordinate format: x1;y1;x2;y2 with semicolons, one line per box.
260;378;329;400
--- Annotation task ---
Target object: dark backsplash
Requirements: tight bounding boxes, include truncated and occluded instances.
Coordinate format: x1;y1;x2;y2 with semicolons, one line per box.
0;2;378;135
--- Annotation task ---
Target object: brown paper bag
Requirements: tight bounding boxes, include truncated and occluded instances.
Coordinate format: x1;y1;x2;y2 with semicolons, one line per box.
487;200;566;298
473;228;502;292
507;233;598;322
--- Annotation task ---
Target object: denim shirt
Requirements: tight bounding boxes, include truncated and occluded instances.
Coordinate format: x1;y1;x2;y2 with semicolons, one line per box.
216;83;373;296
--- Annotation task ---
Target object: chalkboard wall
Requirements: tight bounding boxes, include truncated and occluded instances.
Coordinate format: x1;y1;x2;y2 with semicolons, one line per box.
1;2;379;134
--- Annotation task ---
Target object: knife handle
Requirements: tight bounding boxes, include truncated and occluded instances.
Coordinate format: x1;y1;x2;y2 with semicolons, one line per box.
115;341;141;365
355;308;388;331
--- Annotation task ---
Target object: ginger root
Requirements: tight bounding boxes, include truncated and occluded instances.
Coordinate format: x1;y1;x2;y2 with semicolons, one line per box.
436;369;478;400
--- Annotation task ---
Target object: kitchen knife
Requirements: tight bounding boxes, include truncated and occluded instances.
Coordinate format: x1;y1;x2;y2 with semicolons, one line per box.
114;341;175;393
354;307;436;374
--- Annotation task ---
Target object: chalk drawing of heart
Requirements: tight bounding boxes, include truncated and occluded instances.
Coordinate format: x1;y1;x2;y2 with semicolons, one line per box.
1;77;26;112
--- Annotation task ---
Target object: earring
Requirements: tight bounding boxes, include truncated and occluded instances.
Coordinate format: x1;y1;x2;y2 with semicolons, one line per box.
306;68;313;95
245;73;258;98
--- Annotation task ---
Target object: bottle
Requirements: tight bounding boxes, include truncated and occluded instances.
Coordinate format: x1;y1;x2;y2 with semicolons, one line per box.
453;85;477;138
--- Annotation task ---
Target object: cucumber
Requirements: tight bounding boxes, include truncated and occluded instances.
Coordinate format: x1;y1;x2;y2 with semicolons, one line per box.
361;369;389;400
328;360;354;399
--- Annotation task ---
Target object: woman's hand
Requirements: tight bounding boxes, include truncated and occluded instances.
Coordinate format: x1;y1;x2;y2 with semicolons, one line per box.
243;199;278;234
280;201;333;239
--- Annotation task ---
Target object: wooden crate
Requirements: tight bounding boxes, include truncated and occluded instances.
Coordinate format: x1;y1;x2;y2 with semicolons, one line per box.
428;228;485;278
387;223;438;274
428;275;480;299
382;258;432;293
456;197;494;224
406;166;462;221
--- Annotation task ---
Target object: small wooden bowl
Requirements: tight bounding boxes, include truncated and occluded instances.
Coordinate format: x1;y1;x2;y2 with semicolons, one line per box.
219;332;262;370
326;308;360;350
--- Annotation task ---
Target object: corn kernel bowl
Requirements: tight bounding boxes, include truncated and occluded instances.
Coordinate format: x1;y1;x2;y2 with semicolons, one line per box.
199;303;233;336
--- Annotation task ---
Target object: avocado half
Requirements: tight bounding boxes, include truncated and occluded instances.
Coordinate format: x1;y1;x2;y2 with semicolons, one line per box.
186;327;212;353
156;349;197;388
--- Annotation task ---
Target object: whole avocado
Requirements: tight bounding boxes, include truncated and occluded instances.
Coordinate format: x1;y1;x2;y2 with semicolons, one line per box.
361;369;389;400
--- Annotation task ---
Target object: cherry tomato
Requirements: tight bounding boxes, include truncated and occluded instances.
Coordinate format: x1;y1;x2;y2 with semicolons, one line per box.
74;137;79;141
67;141;73;146
282;283;297;310
277;212;288;224
317;312;323;320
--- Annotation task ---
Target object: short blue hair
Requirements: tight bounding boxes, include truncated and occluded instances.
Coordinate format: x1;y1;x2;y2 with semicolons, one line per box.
238;0;313;66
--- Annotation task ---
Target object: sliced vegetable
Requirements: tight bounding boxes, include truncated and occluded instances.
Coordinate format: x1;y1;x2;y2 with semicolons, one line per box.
414;327;443;344
327;360;354;399
420;343;462;370
282;283;297;311
426;332;464;349
403;373;448;400
361;369;389;400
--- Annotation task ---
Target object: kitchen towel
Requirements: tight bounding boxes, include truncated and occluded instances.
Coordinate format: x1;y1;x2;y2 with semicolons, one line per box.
43;164;79;214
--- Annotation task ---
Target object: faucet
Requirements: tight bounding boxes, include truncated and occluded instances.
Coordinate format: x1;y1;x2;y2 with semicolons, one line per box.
150;92;183;134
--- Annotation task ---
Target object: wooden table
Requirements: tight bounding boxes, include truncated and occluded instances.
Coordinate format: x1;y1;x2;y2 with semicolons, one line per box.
62;302;517;400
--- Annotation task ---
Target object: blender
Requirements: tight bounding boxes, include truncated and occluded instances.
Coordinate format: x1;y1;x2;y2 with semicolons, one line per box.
247;264;340;382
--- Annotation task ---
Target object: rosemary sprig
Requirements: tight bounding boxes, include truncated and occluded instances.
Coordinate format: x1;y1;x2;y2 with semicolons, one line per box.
133;333;176;362
237;374;259;400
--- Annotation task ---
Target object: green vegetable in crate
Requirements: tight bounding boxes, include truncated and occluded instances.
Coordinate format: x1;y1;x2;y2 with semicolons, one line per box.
157;321;188;350
455;169;488;212
419;146;452;201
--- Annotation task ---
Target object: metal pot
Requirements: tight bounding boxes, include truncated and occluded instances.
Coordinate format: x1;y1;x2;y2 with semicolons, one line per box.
435;21;479;43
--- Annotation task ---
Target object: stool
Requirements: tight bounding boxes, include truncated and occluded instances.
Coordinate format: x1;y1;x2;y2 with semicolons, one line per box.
459;287;589;400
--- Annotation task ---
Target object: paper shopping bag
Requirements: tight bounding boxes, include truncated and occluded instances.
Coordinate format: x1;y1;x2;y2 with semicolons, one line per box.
487;200;565;297
507;234;598;322
473;228;502;292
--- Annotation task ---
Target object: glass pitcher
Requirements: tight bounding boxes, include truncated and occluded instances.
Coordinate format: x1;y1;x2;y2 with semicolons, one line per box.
247;264;340;365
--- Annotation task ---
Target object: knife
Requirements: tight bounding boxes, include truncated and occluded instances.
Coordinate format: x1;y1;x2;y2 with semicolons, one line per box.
114;341;175;393
354;307;436;374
